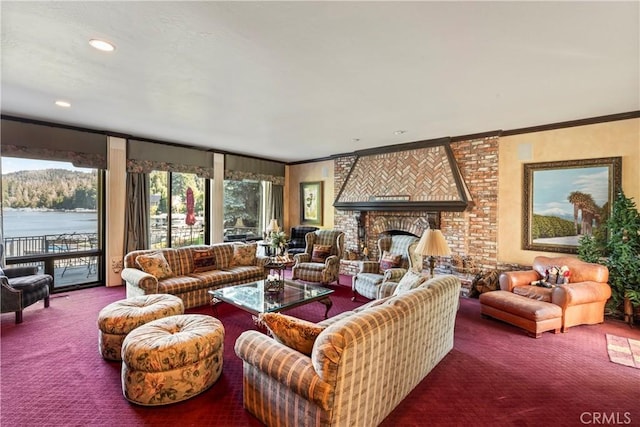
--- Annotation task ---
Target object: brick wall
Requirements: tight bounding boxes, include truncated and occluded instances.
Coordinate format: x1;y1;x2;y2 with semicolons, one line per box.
442;137;499;271
334;137;501;274
334;155;360;255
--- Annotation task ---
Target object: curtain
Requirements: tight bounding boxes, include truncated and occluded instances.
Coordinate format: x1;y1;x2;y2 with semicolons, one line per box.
260;183;283;234
123;173;149;253
272;185;284;233
261;181;273;236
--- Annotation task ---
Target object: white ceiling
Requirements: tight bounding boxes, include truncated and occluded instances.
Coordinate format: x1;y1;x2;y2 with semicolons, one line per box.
1;1;638;163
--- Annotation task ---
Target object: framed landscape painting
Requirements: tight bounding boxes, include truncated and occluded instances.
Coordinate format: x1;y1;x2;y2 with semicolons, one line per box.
522;157;621;253
300;181;323;225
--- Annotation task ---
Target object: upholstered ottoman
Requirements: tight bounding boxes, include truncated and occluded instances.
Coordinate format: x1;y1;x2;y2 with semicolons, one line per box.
480;290;562;338
121;314;224;406
97;294;184;361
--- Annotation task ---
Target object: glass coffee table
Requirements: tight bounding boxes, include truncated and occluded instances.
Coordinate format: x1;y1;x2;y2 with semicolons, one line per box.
209;280;334;323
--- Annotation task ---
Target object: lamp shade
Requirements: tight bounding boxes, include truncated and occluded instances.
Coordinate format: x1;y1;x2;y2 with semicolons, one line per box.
235;218;246;228
415;229;451;257
266;219;280;233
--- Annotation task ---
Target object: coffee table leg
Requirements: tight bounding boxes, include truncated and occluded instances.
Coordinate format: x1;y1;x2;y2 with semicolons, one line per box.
319;297;333;319
210;297;221;316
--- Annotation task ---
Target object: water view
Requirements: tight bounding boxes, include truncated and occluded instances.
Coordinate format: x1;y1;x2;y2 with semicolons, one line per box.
3;209;98;238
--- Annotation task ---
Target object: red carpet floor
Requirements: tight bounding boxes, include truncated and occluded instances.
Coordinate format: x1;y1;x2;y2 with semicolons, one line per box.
2;277;639;426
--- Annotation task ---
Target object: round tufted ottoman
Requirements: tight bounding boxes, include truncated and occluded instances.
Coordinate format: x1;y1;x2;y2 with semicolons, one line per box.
121;314;224;406
97;294;184;361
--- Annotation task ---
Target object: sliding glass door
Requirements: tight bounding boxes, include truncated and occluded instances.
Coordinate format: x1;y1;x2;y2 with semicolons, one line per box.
149;171;208;248
1;157;104;292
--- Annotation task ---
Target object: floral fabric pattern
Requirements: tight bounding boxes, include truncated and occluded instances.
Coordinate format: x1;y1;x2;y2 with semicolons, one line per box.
135;252;174;280
126;159;214;179
97;294;184;361
259;313;325;356
121;314;224;406
232;243;257;266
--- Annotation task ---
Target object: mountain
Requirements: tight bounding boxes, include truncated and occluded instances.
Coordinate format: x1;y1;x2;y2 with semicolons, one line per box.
2;169;98;210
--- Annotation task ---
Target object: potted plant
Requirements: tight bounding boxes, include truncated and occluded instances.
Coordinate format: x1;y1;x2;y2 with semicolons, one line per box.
578;190;640;323
269;231;289;256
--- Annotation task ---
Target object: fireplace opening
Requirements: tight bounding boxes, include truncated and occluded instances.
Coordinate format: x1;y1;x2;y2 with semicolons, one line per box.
380;229;419;238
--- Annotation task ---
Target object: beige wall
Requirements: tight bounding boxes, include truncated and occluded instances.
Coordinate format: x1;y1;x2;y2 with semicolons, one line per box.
498;118;640;265
286;160;335;231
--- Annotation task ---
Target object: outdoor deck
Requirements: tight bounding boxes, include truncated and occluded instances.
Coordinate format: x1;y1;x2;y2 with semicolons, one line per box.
4;233;100;291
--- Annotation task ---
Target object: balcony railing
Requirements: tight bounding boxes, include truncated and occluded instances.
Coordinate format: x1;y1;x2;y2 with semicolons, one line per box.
4;233;100;290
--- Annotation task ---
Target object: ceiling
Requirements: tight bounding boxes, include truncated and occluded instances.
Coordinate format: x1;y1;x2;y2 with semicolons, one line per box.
1;2;638;163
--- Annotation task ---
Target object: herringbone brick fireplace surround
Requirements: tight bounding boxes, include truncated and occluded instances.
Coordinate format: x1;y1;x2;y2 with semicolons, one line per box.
334;136;502;276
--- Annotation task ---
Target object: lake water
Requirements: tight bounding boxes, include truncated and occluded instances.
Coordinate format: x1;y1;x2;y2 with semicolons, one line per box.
2;209;98;238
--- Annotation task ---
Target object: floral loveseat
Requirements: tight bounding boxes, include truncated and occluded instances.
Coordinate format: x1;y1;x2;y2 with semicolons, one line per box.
235;274;461;426
122;243;268;309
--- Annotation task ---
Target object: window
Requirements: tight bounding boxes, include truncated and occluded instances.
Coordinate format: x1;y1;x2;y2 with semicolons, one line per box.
1;157;103;291
149;171;208;248
223;180;262;241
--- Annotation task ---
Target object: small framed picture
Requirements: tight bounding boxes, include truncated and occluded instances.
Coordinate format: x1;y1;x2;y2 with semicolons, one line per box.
300;181;323;225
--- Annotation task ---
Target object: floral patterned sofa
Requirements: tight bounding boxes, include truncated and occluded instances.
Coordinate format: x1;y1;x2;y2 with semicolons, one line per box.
121;243;268;309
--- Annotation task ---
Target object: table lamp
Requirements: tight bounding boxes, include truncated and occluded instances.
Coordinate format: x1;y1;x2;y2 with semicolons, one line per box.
266;219;280;234
415;229;451;277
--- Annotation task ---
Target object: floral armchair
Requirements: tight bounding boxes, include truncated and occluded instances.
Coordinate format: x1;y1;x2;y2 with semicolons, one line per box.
352;234;421;301
291;229;345;285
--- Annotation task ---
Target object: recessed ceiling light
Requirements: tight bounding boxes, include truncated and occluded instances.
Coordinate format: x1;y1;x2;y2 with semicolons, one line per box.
394;130;407;135
89;39;115;52
55;100;71;108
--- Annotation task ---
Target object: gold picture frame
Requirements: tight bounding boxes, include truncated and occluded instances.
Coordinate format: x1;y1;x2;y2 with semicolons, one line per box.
300;181;323;226
522;157;621;253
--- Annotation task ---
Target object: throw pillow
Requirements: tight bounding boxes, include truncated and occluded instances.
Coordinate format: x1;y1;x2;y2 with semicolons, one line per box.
468;270;501;298
379;251;402;271
259;313;325;356
311;244;332;263
545;265;570;285
558;265;571;284
135;252;174;280
232;243;257;266
392;271;427;296
192;248;216;273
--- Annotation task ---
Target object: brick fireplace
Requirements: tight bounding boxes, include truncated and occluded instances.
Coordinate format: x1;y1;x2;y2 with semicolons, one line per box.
334;136;500;278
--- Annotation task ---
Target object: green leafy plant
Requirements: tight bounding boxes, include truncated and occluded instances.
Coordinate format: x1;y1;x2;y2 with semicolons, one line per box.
606;191;640;310
269;231;289;251
578;190;640;315
577;234;603;264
